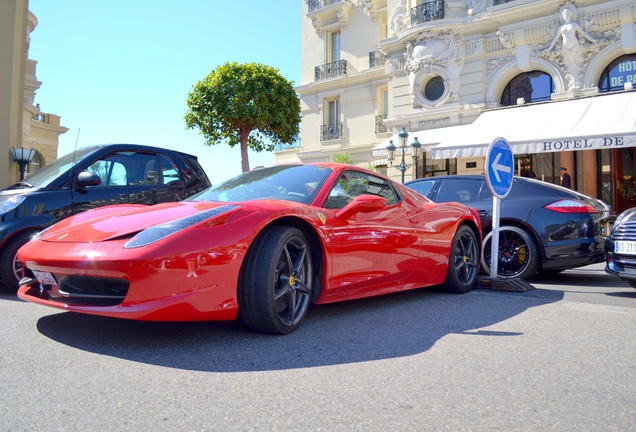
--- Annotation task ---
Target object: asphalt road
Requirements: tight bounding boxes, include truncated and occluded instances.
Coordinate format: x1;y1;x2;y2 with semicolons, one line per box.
1;263;634;431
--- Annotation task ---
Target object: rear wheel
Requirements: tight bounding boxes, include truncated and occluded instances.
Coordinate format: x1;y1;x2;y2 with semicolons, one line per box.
481;226;538;280
0;231;34;293
443;225;479;294
238;226;314;335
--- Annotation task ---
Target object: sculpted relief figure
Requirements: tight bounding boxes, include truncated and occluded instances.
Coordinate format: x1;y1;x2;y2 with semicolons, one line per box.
544;5;597;90
389;0;407;37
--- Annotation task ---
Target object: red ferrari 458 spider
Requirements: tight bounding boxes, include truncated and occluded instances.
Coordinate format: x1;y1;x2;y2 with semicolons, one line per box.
18;164;481;334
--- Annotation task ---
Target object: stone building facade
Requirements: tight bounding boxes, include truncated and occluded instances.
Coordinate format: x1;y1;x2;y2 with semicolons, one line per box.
0;1;67;188
276;0;636;214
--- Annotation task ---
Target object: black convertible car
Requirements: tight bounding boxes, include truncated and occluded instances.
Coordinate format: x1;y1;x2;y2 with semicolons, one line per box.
406;175;612;280
0;144;211;292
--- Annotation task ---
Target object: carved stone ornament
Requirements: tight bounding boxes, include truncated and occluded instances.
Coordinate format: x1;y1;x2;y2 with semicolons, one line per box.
404;30;464;108
539;3;615;90
389;0;407;37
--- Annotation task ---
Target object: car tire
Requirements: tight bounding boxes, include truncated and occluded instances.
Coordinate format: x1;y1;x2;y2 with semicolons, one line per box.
481;226;538;280
238;226;314;335
443;225;480;294
0;231;34;293
626;280;636;289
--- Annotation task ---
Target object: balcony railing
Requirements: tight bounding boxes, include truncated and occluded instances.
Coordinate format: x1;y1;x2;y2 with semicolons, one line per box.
320;122;343;141
375;115;387;133
369;51;386;69
315;60;352;81
411;0;444;26
308;0;343;13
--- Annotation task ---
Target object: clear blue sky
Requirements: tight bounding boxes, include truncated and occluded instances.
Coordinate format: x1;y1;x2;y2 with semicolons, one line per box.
28;0;302;184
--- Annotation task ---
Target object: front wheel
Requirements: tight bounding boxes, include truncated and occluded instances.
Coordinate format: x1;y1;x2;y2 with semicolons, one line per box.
0;231;34;293
481;226;538;280
238;226;314;335
443;225;480;294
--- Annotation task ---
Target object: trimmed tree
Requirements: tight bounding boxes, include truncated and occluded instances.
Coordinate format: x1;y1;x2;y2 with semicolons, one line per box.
185;62;301;172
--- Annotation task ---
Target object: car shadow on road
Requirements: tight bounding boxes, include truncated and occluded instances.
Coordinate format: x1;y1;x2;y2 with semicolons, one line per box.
33;287;562;373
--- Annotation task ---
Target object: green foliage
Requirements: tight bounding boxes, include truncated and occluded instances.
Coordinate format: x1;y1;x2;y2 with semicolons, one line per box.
185;62;301;171
333;152;356;165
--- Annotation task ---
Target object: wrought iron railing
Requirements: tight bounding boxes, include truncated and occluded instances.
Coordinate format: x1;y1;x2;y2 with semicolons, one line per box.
375;115;387;133
369;51;387;69
411;0;444;26
315;60;352;81
320;122;343;141
307;0;343;13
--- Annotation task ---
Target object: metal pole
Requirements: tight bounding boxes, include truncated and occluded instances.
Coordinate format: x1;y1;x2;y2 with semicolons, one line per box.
490;195;501;278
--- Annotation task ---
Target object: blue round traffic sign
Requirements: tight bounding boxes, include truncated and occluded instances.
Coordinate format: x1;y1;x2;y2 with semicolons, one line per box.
485;137;514;199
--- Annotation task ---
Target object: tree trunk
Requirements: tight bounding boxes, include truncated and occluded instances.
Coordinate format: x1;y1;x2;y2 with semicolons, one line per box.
240;129;250;172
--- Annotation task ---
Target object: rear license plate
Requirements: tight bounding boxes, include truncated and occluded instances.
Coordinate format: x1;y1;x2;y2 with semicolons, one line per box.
32;270;57;285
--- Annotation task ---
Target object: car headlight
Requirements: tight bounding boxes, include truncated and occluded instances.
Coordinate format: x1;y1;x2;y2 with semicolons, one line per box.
0;195;26;215
124;205;239;249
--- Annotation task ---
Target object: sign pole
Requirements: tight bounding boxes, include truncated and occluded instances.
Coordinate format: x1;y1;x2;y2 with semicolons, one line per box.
490;196;500;278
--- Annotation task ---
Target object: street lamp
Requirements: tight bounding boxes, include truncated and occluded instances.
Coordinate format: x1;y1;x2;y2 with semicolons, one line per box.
386;128;421;183
12;147;35;181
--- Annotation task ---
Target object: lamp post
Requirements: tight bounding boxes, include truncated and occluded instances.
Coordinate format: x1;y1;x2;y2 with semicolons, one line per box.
386;128;421;183
12;147;35;181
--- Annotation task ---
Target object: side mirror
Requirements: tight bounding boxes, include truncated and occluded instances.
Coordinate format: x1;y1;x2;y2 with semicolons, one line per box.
336;194;386;220
76;171;101;188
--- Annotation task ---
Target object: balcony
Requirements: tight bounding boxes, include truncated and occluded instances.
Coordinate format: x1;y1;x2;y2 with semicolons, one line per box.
315;60;353;81
308;0;343;13
375;115;387;133
411;0;444;26
369;51;386;69
320;122;343;141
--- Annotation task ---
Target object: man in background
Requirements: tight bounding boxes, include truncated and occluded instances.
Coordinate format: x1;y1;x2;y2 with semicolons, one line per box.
560;167;571;189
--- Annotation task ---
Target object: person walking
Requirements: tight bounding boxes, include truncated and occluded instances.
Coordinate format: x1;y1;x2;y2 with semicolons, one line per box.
560;167;572;188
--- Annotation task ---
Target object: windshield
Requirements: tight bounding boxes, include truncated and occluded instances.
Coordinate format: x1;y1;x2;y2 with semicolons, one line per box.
4;146;99;189
189;165;332;204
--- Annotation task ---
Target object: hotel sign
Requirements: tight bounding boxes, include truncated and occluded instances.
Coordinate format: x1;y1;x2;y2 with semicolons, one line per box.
542;135;631;152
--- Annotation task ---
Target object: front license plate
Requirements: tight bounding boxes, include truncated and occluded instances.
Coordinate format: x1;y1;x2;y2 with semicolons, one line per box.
32;270;57;285
615;241;636;255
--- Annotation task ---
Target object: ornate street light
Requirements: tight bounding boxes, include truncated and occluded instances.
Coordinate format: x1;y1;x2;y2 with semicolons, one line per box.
12;147;35;181
386;128;421;183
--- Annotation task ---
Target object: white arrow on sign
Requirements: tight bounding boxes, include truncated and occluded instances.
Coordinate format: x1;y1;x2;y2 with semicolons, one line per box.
491;152;512;182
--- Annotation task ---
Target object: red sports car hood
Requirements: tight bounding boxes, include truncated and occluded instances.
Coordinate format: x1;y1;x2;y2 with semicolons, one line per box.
38;201;240;243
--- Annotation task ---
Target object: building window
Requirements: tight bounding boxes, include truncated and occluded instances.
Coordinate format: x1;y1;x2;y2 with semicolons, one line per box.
424;76;445;101
598;54;636;92
26;151;43;176
501;71;555;106
328;30;340;63
321;98;342;140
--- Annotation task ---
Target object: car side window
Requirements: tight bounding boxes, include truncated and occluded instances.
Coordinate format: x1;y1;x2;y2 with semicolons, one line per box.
436;179;484;203
323;171;398;209
87;159;128;186
87;152;162;187
158;154;181;184
408;180;435;198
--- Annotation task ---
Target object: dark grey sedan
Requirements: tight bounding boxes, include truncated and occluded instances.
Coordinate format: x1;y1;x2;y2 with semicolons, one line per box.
605;207;636;289
406;175;612;280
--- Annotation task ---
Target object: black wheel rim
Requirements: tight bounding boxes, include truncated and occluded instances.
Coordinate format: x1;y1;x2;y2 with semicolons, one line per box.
453;230;479;286
484;230;530;278
272;236;312;327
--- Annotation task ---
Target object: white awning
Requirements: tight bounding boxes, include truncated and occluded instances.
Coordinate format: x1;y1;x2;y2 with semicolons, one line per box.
372;124;474;158
430;91;636;159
